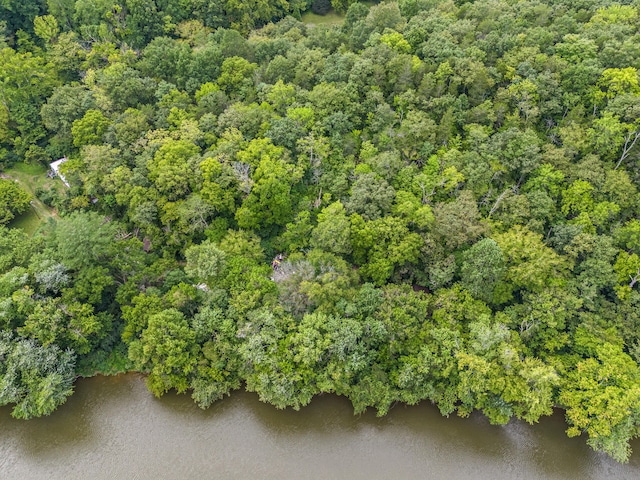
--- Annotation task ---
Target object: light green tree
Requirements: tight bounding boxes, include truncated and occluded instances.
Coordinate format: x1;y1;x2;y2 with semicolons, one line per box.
128;308;199;396
0;179;30;225
560;342;640;463
0;332;76;419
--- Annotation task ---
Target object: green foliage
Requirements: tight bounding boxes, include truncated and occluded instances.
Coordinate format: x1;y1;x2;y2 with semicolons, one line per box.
460;238;506;304
184;241;227;284
0;46;59;157
128;308;199;396
71;109;110;147
560;343;640;463
1;0;640;463
432;191;485;251
456;320;559;425
494;226;568;294
351;214;422;285
311;201;352;255
0;178;30;224
216;56;257;97
189;305;241;407
0;331;76;419
312;0;332;16
235;140;302;230
0;0;47;36
147;139;200;200
346;172;395;221
52;212;119;271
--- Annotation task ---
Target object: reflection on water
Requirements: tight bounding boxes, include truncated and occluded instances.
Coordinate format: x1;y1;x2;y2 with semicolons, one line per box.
1;374;639;479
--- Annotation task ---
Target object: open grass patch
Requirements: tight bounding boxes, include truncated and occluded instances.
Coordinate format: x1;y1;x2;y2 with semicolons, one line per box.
4;162;62;234
300;2;378;26
301;8;345;26
8;207;43;236
5;162;63;195
8;162;48;176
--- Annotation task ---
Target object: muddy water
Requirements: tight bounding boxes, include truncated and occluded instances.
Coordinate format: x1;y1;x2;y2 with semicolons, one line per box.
1;374;639;479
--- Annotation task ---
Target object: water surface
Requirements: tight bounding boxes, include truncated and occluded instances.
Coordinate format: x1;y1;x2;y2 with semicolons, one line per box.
1;374;638;479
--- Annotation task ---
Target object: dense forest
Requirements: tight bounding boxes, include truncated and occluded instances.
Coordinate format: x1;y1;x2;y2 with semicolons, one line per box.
1;0;640;463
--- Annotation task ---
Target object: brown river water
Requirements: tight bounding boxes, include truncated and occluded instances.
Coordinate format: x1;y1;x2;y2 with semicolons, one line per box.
1;373;639;479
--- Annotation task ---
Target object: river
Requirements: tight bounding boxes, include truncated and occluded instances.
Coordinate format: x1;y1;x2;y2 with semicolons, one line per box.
1;374;639;479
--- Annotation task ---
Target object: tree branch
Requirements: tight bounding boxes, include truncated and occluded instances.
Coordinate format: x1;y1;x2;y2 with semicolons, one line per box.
615;129;640;170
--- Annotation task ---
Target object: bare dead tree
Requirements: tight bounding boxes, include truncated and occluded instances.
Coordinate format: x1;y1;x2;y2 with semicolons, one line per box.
520;314;537;335
615;129;640;170
313;187;323;209
115;230;133;240
488;186;517;217
232;161;252;194
629;268;640;289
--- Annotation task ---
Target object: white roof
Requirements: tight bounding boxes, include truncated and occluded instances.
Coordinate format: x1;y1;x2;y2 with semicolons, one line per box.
50;157;70;187
50;157;68;171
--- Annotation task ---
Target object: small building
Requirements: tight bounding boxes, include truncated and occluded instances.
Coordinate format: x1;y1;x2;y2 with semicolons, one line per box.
49;157;70;187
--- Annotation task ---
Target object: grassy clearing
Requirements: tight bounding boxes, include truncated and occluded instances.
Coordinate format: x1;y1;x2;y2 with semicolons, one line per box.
301;9;345;26
8;162;48;176
8;208;41;235
4;162;62;235
300;2;378;26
